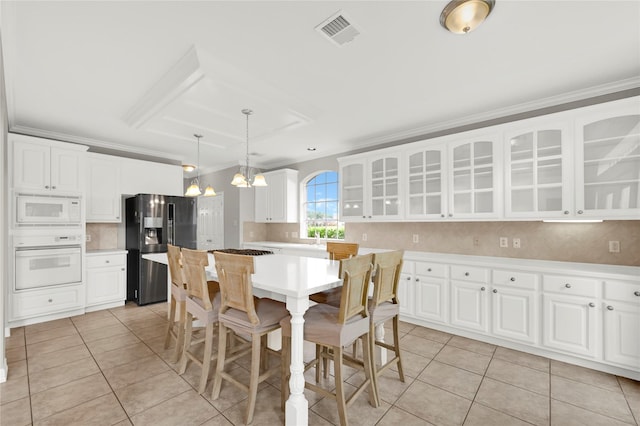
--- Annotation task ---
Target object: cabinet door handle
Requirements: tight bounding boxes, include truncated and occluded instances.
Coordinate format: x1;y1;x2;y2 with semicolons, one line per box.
481;287;486;291
448;213;453;217
45;185;50;189
577;210;584;214
464;272;470;276
406;277;411;281
415;278;420;282
441;214;445;218
52;186;56;189
121;268;125;271
48;298;53;303
510;277;516;282
588;302;595;307
565;283;571;288
105;260;110;263
564;210;569;215
634;291;640;297
427;268;432;272
607;305;614;311
492;289;498;293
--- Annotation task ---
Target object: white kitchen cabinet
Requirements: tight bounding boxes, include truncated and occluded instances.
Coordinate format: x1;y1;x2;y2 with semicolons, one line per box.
11;133;87;194
603;280;640;369
542;274;599;358
11;284;84;322
338;151;402;221
490;270;538;345
254;169;298;223
197;194;224;250
504;119;572;218
86;252;127;311
120;157;184;196
448;135;501;219
86;154;121;222
405;145;448;219
413;262;448;323
449;265;490;333
398;261;415;317
574;96;640;219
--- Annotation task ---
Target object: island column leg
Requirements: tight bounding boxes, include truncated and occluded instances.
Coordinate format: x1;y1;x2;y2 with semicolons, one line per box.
285;295;310;426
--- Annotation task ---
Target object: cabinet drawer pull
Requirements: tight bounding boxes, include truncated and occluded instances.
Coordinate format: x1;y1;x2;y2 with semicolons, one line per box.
607;305;614;311
565;283;571;288
121;268;125;271
510;277;516;282
492;289;498;293
464;272;470;277
448;213;453;217
406;277;411;281
634;291;640;297
52;186;56;189
577;210;584;214
45;185;50;189
415;278;420;282
481;287;486;291
427;268;432;272
563;210;569;215
589;302;595;307
48;298;53;303
441;214;445;218
105;260;110;263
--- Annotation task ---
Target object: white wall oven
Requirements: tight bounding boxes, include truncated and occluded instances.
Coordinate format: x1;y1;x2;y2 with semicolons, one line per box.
15;193;81;227
13;234;83;291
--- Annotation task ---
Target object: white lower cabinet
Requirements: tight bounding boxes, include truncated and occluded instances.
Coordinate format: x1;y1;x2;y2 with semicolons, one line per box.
491;286;537;345
602;280;640;369
542;294;598;358
414;272;448;323
399;261;415;317
450;280;489;333
12;285;84;321
86;252;127;311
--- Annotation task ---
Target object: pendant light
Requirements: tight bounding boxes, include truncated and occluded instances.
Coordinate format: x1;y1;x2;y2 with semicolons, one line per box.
440;0;495;34
185;134;217;197
231;109;267;188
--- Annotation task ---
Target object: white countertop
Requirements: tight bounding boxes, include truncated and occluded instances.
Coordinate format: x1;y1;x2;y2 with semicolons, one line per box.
244;241;387;255
86;249;128;255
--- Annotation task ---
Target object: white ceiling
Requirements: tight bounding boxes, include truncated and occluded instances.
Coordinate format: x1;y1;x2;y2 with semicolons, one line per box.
2;1;639;177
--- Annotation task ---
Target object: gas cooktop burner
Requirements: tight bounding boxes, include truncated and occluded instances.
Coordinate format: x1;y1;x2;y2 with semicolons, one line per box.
209;248;274;256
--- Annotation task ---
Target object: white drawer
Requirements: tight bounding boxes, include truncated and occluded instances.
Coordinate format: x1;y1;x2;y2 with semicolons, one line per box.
493;270;537;290
12;285;83;320
450;265;488;282
604;280;640;303
401;260;414;275
415;262;447;278
543;275;598;298
87;253;126;268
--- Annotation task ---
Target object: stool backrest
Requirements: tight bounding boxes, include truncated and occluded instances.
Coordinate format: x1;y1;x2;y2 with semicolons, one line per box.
181;248;213;310
213;252;259;325
371;250;404;308
167;244;184;288
327;242;359;261
338;253;374;324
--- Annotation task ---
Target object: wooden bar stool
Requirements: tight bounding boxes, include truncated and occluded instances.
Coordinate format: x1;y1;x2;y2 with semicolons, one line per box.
281;254;379;426
211;252;289;425
367;250;405;393
178;248;220;394
164;244;187;362
309;242;359;305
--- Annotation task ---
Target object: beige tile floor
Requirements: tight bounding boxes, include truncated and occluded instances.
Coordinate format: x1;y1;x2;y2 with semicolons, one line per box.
1;302;639;426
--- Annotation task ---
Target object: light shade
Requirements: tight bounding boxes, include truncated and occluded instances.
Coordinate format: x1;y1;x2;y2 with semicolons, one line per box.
185;180;202;197
231;173;248;187
440;0;495;34
252;174;268;187
182;164;196;173
203;185;217;197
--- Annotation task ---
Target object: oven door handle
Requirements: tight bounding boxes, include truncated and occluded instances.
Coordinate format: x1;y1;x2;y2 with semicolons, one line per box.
15;247;81;257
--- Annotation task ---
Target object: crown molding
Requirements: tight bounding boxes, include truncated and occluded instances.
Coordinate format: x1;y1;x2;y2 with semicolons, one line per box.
351;77;640;150
9;125;182;163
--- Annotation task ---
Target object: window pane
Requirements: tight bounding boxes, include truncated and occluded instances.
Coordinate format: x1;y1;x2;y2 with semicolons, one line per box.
303;171;344;240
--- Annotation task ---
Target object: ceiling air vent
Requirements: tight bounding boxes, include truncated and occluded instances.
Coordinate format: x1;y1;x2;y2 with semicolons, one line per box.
315;11;360;46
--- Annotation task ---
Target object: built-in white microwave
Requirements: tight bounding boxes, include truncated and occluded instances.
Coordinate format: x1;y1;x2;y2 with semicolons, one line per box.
15;194;82;226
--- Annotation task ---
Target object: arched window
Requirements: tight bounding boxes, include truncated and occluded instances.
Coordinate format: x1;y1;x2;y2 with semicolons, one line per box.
302;171;344;240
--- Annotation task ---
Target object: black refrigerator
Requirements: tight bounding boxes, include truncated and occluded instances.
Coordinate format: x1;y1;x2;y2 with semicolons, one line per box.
126;194;197;305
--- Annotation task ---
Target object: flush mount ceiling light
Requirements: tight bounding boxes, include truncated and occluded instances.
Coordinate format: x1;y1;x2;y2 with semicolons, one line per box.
182;163;196;173
185;134;216;197
440;0;495;34
231;109;268;188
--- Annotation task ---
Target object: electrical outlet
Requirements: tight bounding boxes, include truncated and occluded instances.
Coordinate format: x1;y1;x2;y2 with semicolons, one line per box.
413;234;419;243
513;238;521;248
86;234;91;242
609;241;620;253
362;233;368;242
499;237;508;248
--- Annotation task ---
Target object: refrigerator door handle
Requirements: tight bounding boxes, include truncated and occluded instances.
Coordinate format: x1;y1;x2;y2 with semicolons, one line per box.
167;203;175;245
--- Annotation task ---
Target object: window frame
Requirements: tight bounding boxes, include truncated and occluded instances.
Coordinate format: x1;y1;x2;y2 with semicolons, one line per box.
300;170;344;241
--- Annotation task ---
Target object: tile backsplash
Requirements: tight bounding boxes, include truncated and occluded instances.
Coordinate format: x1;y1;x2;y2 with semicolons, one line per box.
86;223;119;250
244;221;639;266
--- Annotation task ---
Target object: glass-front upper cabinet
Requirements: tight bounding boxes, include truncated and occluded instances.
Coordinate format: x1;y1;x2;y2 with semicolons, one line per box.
448;136;501;219
369;153;402;220
575;96;640;218
405;145;447;219
504;121;570;218
338;159;365;220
